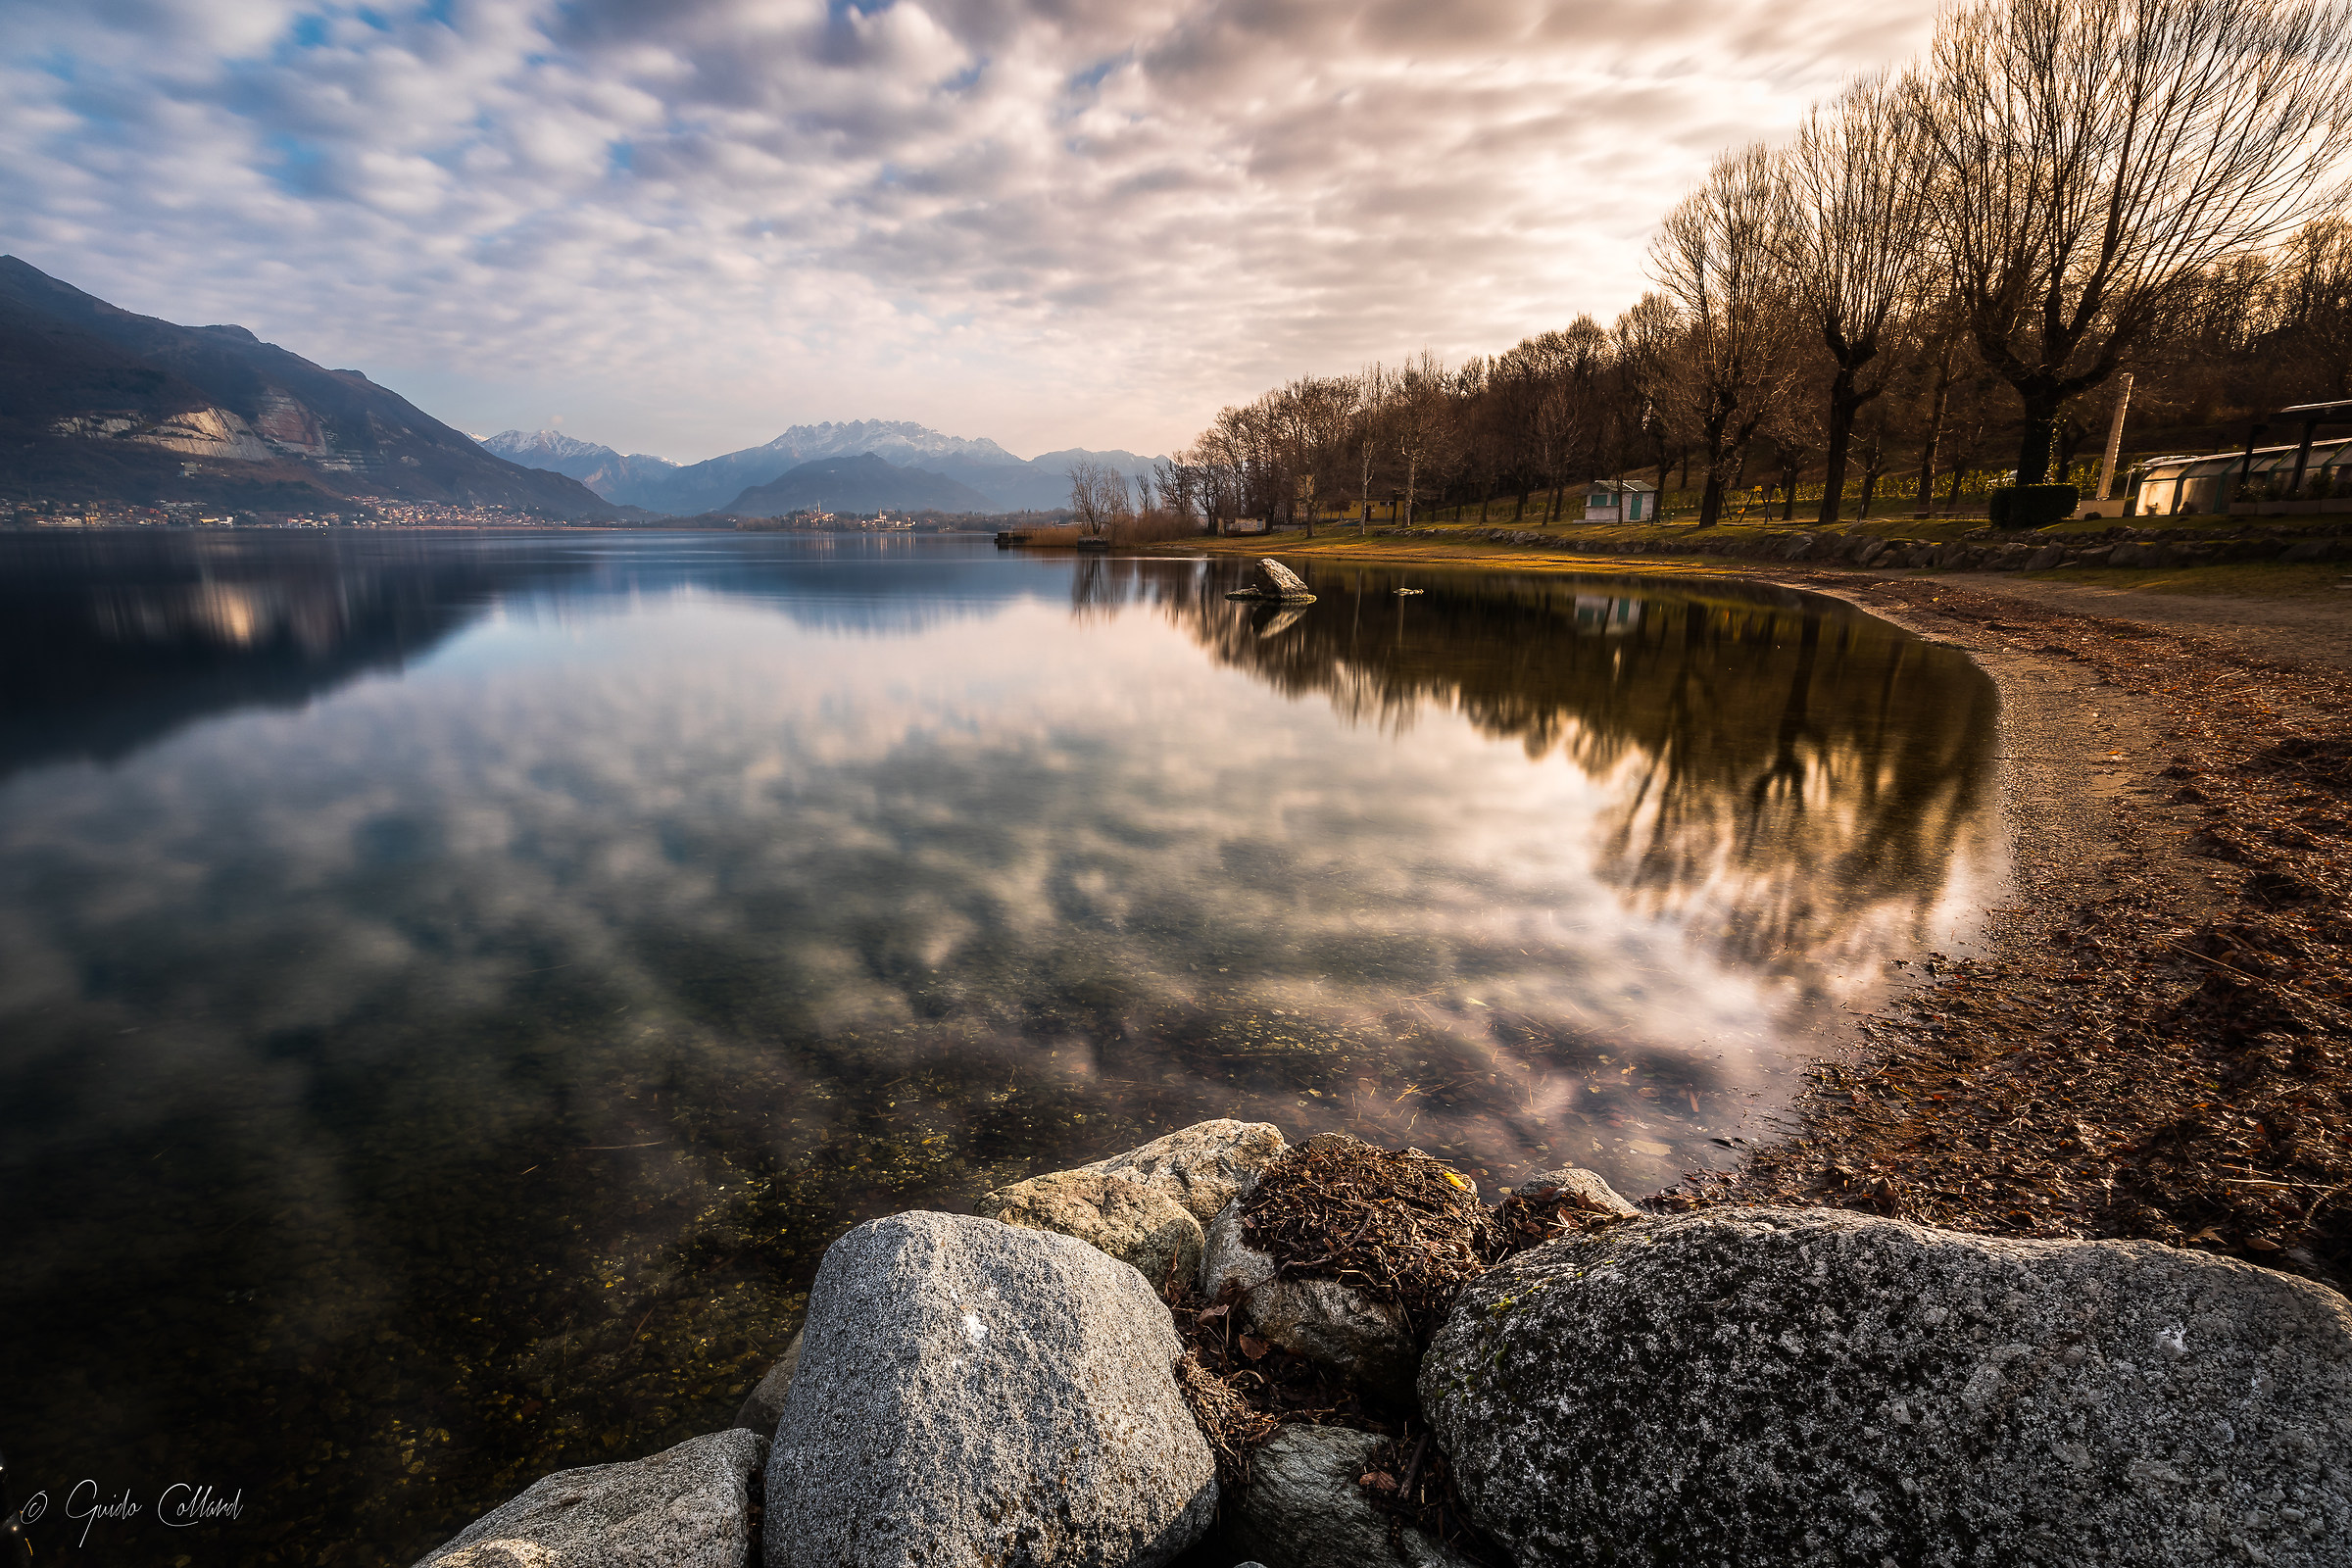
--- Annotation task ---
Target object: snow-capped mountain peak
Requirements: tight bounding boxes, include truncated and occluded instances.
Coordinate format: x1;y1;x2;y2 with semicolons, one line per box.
755;420;1025;467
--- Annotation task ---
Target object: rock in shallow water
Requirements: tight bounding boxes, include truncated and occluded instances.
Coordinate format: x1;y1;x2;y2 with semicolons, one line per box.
1421;1205;2352;1567
977;1167;1204;1291
765;1211;1215;1568
1226;1425;1481;1568
729;1328;801;1439
1256;559;1313;598
1507;1166;1639;1217
1082;1117;1288;1223
415;1429;762;1568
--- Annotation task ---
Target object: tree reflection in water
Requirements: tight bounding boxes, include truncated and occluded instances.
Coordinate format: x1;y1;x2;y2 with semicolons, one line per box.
1075;550;2001;1150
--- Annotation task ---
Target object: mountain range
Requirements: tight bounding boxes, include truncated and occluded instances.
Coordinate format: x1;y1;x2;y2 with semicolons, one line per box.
0;253;1154;522
722;453;997;514
478;421;1160;515
0;257;622;517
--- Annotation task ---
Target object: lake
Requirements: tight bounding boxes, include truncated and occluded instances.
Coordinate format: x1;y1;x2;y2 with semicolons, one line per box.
0;530;2001;1563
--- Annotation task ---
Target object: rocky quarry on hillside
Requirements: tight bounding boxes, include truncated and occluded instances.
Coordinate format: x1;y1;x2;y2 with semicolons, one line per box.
413;1119;2352;1568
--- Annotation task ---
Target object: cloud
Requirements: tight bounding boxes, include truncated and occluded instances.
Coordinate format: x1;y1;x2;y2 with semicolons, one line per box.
0;0;1936;458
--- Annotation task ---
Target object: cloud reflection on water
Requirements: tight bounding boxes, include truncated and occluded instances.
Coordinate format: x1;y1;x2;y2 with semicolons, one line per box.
0;535;2000;1559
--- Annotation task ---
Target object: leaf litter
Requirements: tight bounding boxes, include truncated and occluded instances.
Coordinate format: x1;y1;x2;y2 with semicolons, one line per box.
1164;1133;1631;1564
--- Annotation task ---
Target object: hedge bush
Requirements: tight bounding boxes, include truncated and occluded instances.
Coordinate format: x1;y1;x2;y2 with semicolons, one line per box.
1988;483;2079;530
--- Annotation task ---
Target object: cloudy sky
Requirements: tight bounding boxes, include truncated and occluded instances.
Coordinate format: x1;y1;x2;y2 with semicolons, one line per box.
2;0;1936;462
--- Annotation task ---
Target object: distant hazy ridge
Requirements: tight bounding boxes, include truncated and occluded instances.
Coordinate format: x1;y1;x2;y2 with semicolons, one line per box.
479;421;1160;515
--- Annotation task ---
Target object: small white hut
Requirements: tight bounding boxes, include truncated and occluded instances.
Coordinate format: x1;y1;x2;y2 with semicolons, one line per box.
1584;479;1657;523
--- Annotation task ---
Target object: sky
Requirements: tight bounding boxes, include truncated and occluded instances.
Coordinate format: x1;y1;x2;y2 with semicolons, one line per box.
1;0;1938;464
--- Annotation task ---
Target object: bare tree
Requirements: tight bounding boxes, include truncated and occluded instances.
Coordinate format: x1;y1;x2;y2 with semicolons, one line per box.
1452;355;1509;520
1151;457;1192;528
1779;74;1934;523
1284;375;1360;535
1496;318;1607;520
1613;292;1687;508
1389;350;1456;527
1351;363;1391;531
1650;144;1801;527
1066;460;1131;536
2267;216;2352;399
1922;0;2352;486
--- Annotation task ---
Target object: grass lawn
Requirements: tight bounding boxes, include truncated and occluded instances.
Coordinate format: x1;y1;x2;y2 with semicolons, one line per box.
1173;518;2351;602
2022;560;2351;597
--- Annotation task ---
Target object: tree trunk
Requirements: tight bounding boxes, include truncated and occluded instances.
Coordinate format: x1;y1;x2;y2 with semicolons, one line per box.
1915;368;1951;517
1698;472;1727;529
1694;416;1733;529
1781;456;1799;520
1403;455;1418;527
1817;364;1861;526
2014;389;2062;486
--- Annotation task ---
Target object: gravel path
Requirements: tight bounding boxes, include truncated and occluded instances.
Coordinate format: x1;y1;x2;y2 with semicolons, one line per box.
1920;570;2352;671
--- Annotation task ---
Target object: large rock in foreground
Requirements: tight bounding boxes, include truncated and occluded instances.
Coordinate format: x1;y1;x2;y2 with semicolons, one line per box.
1082;1117;1287;1222
977;1167;1204;1291
1422;1206;2352;1567
416;1430;762;1568
766;1211;1215;1568
1225;1425;1481;1568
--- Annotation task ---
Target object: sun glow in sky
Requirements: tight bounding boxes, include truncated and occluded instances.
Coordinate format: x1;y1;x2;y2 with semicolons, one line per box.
1;0;1936;461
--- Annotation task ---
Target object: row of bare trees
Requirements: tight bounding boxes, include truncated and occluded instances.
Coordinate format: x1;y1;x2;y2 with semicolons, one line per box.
1165;0;2352;531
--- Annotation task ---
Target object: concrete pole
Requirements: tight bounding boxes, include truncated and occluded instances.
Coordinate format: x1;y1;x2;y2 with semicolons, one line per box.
2095;374;2134;502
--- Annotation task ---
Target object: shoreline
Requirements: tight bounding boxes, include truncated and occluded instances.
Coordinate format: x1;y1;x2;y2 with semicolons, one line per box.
1170;533;2352;1292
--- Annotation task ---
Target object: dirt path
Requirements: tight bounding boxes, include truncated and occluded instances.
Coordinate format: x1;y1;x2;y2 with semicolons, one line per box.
1922;570;2352;672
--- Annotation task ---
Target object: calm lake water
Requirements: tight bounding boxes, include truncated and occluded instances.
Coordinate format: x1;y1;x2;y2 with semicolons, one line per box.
0;530;2001;1564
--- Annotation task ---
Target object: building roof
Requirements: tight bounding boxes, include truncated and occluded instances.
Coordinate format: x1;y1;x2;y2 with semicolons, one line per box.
2133;435;2352;482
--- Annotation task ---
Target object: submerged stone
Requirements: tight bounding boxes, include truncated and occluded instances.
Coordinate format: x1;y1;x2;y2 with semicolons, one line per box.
730;1328;802;1440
